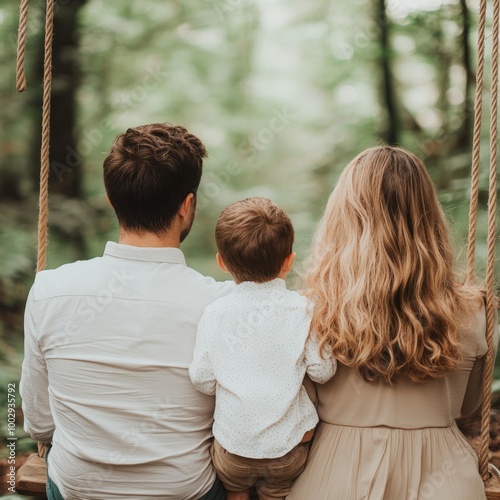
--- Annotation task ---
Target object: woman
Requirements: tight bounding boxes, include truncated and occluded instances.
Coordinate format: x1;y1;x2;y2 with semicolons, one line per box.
288;146;498;499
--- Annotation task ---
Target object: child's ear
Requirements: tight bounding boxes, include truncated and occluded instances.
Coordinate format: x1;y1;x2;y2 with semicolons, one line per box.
282;252;296;274
216;253;229;273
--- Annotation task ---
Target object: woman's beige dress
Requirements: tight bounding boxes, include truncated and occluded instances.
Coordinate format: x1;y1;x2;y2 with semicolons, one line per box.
288;306;498;500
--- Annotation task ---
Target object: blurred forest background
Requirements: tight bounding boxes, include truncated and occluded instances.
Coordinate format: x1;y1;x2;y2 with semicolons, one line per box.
0;0;499;477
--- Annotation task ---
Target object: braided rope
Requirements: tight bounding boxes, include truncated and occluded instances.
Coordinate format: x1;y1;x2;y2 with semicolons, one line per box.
467;0;487;283
16;0;29;92
479;0;500;482
36;0;55;272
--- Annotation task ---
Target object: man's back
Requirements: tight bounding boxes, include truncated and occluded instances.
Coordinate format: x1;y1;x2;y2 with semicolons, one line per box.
21;242;232;499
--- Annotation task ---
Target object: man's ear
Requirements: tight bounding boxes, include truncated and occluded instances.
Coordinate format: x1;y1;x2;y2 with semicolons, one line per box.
216;253;229;273
281;252;296;274
178;193;195;220
105;193;113;208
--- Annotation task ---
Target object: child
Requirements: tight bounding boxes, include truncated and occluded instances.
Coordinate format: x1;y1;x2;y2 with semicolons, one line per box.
189;197;337;500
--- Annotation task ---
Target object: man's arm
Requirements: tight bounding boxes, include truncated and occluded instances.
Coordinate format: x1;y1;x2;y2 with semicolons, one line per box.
189;312;217;395
20;286;55;444
304;335;337;384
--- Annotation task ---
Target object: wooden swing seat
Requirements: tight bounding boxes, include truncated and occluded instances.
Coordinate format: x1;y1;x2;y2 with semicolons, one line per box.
15;453;47;498
14;453;263;499
14;450;500;499
485;472;500;499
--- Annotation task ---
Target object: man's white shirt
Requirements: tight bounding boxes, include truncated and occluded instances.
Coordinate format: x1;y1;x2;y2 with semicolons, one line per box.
189;278;337;459
20;242;233;500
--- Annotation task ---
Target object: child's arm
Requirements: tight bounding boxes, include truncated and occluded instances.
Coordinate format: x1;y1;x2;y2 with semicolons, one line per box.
189;313;216;395
304;335;337;384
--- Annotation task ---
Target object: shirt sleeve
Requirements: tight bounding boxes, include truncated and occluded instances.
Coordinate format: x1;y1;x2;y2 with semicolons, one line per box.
20;286;55;444
189;312;216;396
304;335;337;384
461;306;499;417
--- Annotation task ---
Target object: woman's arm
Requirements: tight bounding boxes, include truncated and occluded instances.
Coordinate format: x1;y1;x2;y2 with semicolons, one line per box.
461;307;499;417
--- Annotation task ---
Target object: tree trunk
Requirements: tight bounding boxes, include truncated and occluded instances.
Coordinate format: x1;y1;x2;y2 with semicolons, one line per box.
434;11;451;138
457;0;473;150
376;0;399;145
30;0;87;198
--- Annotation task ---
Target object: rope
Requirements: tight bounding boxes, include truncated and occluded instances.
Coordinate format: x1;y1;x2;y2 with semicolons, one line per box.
36;0;55;272
466;0;487;283
15;0;55;458
479;0;500;482
16;0;29;92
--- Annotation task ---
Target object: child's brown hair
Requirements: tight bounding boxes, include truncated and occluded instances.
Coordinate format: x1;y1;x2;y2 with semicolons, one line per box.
215;197;294;283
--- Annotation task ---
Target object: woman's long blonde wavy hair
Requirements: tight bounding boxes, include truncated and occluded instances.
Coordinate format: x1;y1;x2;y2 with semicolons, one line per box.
304;146;482;384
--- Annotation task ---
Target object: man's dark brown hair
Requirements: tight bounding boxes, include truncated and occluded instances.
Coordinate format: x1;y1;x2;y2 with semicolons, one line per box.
215;197;294;283
103;123;207;234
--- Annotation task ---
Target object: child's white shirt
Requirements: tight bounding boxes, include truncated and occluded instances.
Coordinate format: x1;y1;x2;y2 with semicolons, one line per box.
189;278;337;459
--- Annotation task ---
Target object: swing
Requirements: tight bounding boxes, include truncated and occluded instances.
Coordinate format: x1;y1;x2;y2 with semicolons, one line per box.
11;0;499;497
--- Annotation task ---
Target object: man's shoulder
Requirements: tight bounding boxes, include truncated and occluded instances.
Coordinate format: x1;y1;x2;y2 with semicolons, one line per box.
179;266;235;306
31;255;235;307
32;257;104;301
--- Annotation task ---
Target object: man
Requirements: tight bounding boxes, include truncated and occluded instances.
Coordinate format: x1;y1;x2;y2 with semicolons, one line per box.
20;123;233;499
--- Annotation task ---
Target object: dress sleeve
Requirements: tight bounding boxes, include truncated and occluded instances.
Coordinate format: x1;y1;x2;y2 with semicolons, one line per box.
460;306;499;417
189;312;217;396
304;336;337;384
20;286;55;444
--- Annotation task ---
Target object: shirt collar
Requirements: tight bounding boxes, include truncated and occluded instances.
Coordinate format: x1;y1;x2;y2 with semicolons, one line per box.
236;278;287;291
104;241;186;265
